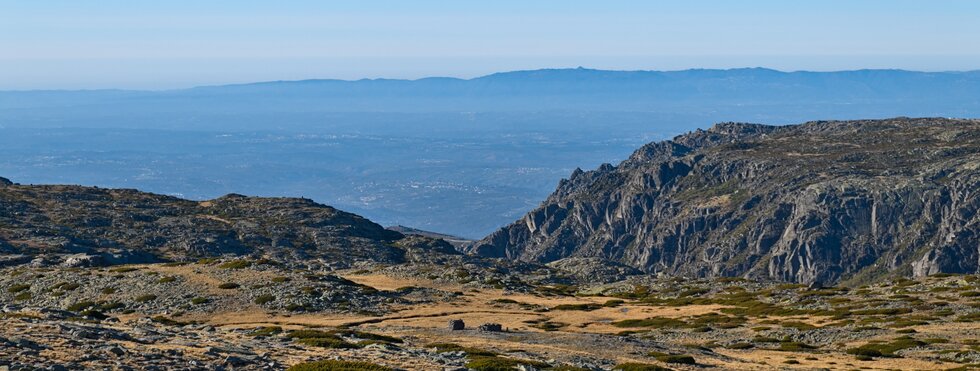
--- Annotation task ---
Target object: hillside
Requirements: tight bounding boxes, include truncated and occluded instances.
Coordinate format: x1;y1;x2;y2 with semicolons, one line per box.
469;118;980;285
0;181;407;267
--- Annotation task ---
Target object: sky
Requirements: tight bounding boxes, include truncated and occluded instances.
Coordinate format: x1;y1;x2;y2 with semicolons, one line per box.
2;0;980;89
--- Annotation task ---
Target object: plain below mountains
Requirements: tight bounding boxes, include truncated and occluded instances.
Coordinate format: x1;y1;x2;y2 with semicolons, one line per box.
469;117;980;285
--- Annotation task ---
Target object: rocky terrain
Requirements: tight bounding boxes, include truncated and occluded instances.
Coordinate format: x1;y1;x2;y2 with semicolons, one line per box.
2;117;980;369
0;181;411;267
470;118;980;285
2;260;980;370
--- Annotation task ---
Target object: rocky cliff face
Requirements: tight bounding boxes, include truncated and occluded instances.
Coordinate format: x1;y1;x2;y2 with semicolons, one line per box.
469;118;980;285
0;184;407;266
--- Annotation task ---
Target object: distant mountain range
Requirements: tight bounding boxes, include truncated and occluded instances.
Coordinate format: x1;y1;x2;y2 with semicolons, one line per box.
3;68;980;123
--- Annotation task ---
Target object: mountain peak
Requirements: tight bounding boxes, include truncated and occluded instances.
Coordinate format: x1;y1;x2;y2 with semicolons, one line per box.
468;117;980;285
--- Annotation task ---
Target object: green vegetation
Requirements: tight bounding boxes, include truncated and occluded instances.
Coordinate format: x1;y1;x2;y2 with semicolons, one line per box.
218;283;240;289
777;342;817;351
333;330;402;344
648;351;695;364
288;329;360;349
295;337;359;349
464;356;550;371
7;284;30;293
67;301;97;311
612;363;671;371
190;297;210;305
157;276;178;283
613;317;687;328
249;326;282;337
286;360;392;371
846;338;926;358
134;294;157;302
13;292;31;301
218;260;253;269
552;303;602;311
254;294;275;305
151;315;188;326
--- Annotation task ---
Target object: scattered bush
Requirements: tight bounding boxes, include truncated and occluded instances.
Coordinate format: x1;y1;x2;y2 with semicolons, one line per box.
218;260;253;269
157;276;178;283
778;342;817;351
552;303;602;311
218;283;240;289
612;363;671;371
295;337;359;349
191;297;210;305
255;294;275;305
250;326;282;337
151;315;187;326
7;284;30;293
134;294;157;302
67;301;97;311
286;360;392;371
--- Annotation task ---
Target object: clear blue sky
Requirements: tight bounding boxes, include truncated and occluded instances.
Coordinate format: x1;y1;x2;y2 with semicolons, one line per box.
2;0;980;89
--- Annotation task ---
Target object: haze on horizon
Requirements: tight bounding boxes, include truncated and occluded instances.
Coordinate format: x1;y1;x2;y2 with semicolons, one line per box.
3;0;980;89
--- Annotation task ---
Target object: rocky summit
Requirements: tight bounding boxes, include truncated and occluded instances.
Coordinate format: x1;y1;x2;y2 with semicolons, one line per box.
0;185;407;268
469;118;980;285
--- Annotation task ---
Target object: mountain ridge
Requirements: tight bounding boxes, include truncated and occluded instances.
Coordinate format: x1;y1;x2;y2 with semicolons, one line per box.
468;117;980;285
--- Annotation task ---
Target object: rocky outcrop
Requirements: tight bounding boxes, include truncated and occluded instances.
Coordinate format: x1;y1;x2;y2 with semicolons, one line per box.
0;183;410;266
469;118;980;285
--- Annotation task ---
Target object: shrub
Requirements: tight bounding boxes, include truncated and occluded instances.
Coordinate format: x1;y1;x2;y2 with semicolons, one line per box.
250;326;282;337
846;348;883;358
191;297;210;305
552;303;602;311
196;258;219;265
652;354;695;365
465;356;550;371
613;317;687;328
101;287;117;294
334;330;403;344
255;294;275;305
286;360;392;371
218;283;240;289
135;294;157;302
13;292;31;301
79;310;108;320
158;276;178;283
603;299;625;307
272;276;290;283
849;338;926;357
109;267;138;273
151;315;187;326
67;301;97;311
218;260;253;269
612;363;671;371
287;330;333;339
295;337;359;349
728;342;754;349
7;284;30;293
778;342;817;351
